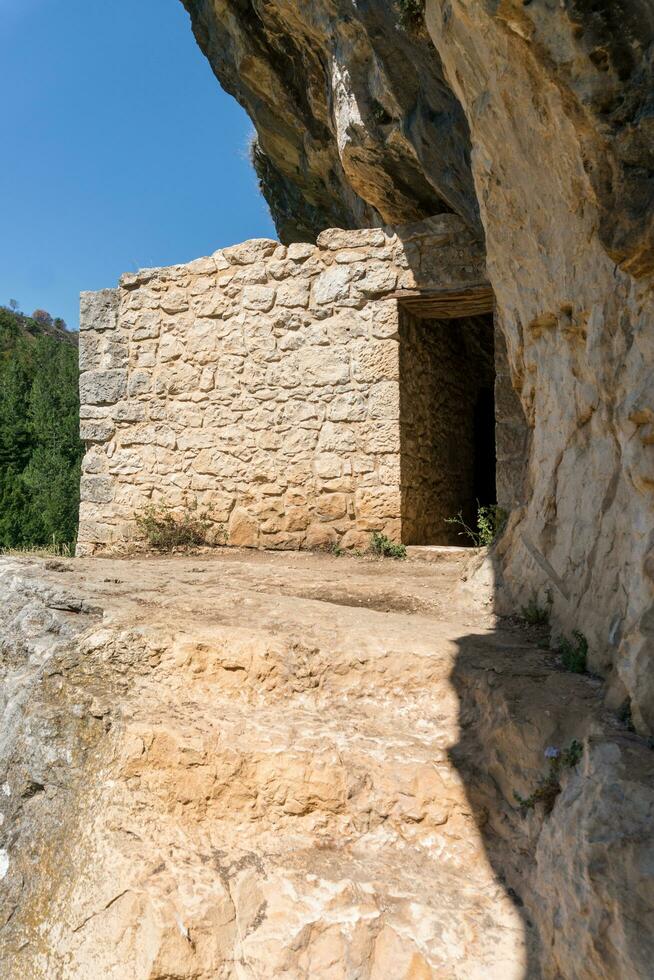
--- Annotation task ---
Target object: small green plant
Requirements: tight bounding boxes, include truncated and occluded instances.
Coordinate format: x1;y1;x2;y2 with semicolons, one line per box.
371;100;392;125
558;630;588;674
370;532;407;560
445;503;507;547
477;504;507;546
515;740;583;815
396;0;425;31
521;590;553;626
331;543;344;557
134;498;213;552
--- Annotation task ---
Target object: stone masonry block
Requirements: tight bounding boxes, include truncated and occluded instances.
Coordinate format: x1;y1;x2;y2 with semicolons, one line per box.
316;228;389;250
112;402;147;423
287;242;317;262
305;523;338;550
79;370;128;406
223;239;278;265
127;372;151;397
80;289;119;332
355;488;402;522
361;420;401;454
228;508;260;547
160;289;189;313
80;476;114;504
369;381;400;420
243;286;277;311
352;340;399;383
313;265;355;305
370;300;400;340
316;493;348;520
314;454;343;479
353;263;398;297
276;281;311;308
80;419;115;443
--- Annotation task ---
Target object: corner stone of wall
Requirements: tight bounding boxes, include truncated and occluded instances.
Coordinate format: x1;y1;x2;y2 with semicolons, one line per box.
76;218;488;556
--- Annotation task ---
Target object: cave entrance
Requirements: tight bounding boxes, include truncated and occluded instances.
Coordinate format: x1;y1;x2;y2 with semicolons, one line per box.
397;289;496;546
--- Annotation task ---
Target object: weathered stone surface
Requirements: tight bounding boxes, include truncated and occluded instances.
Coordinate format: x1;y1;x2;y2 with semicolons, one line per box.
355;488;401;524
78;334;127;373
180;1;479;243
317;228;390;251
79;370;128;407
422;0;654;735
79;419;115;444
188;0;652;274
112;401;147;423
77;223;486;556
275;280;311;308
2;552;652;978
80;288;119;331
222;238;278;265
312;265;354;306
127;371;151;398
159;288;189;313
304;522;338;551
285;242;315;263
228;507;259;548
242;284;277;312
79;476;114;504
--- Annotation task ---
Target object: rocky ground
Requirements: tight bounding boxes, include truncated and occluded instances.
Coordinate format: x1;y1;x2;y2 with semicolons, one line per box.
1;549;652;978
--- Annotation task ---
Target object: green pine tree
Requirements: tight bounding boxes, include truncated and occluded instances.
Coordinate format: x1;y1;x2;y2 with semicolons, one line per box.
24;338;82;545
0;306;82;551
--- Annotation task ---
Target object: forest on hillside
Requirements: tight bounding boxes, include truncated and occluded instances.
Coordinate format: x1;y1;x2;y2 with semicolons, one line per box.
0;304;82;551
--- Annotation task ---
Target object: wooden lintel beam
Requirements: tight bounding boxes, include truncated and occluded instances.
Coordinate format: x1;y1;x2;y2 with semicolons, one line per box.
390;283;495;320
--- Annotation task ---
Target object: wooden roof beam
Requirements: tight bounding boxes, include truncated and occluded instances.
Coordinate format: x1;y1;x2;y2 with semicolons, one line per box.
390;283;495;320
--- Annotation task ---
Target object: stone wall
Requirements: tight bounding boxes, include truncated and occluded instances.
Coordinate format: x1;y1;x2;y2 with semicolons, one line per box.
399;311;495;545
77;217;488;556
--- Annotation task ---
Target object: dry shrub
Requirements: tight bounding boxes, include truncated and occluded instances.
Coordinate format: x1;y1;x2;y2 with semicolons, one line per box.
134;498;214;551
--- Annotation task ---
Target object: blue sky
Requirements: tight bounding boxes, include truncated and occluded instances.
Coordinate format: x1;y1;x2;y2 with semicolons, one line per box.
0;0;275;329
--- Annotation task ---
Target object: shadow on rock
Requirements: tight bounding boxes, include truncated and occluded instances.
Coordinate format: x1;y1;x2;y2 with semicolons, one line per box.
447;619;654;979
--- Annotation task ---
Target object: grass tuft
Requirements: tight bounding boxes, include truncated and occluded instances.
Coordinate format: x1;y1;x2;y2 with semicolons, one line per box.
1;537;74;559
370;532;407;560
558;631;588;674
520;591;553;626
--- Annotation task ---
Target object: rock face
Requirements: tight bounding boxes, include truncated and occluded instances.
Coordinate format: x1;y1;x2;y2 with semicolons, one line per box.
180;0;480;242
423;0;654;735
77;218;494;555
181;0;653;275
178;0;654;733
1;551;652;978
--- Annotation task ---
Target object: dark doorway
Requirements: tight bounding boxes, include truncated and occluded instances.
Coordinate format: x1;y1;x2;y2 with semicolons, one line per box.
399;308;496;545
